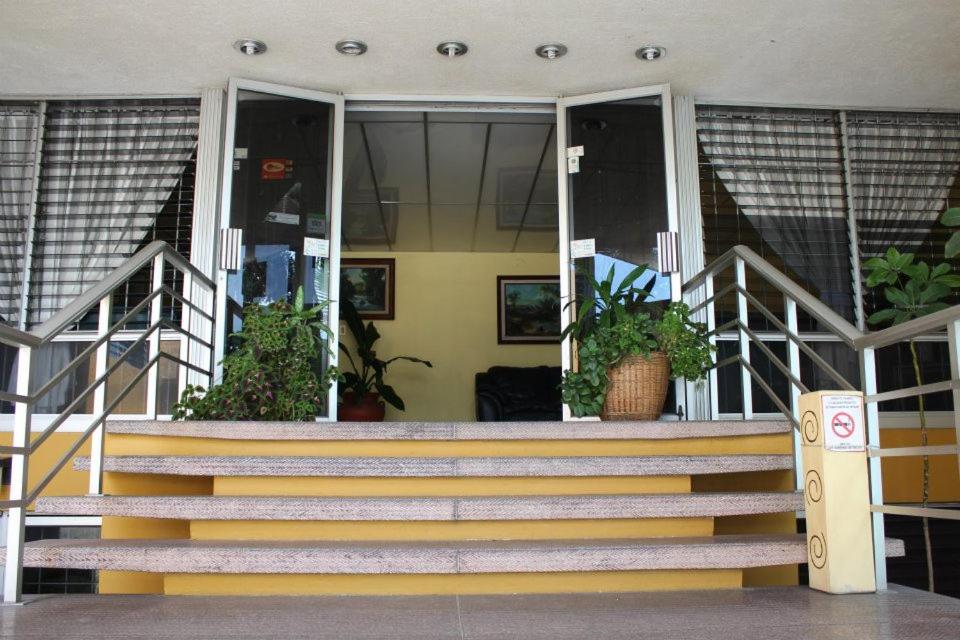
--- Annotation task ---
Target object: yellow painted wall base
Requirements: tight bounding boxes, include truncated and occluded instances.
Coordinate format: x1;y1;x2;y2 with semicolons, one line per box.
189;517;715;541
164;569;743;596
213;475;693;497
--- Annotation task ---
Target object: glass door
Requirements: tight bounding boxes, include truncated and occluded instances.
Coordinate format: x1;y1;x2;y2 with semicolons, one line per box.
556;85;680;419
216;79;344;419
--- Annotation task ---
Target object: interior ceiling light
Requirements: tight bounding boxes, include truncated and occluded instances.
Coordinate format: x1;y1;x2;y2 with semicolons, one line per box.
635;45;666;61
233;39;267;56
535;44;568;60
336;40;368;56
436;41;468;58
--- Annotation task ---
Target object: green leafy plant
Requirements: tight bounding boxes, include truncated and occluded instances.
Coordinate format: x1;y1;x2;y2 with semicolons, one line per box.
338;299;432;411
864;245;960;592
172;287;340;421
560;266;714;417
941;207;960;258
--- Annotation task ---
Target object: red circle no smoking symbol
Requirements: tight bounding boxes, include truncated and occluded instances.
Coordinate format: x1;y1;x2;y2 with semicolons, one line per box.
831;412;855;439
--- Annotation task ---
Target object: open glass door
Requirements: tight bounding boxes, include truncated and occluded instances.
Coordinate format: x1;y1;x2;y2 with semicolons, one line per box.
216;78;344;419
556;85;680;420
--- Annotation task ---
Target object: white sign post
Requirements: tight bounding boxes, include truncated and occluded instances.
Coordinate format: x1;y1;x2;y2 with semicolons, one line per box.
822;394;865;452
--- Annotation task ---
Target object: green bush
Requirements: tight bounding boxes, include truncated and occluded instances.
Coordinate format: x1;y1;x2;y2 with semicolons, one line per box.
172;287;340;421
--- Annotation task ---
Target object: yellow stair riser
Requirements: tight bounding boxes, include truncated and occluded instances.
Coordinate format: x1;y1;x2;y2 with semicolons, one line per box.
160;569;745;596
105;434;793;457
188;517;716;541
213;475;692;497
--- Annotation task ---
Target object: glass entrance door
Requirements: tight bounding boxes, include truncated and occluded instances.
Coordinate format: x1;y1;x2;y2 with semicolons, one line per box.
216;79;344;419
556;85;680;419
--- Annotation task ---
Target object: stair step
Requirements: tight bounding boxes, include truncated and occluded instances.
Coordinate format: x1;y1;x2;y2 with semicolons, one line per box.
76;454;794;477
35;492;804;521
10;535;905;574
105;419;791;441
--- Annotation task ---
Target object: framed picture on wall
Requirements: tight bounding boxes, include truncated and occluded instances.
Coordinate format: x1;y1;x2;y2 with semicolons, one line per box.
340;258;395;320
497;275;561;344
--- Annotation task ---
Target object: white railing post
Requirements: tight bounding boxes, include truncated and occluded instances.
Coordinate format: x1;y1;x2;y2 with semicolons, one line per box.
87;294;113;495
3;345;32;604
861;346;887;590
784;295;803;490
178;270;193;399
705;274;719;420
145;254;164;419
734;257;753;420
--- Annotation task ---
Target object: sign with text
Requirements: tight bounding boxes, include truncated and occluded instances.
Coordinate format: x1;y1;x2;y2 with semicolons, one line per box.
570;238;596;259
303;237;329;259
822;394;865;452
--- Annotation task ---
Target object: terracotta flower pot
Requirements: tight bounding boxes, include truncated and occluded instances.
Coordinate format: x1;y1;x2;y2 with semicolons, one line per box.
338;391;386;422
601;352;671;421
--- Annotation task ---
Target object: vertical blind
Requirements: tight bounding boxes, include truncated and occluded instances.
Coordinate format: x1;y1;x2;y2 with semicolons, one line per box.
0;104;40;327
27;99;200;326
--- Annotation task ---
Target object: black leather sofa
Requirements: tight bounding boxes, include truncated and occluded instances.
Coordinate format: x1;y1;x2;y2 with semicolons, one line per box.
475;365;562;421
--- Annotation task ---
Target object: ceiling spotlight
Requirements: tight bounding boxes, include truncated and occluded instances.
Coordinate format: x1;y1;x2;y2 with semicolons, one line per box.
436;41;468;58
635;45;666;61
336;40;368;56
535;44;568;60
233;39;267;56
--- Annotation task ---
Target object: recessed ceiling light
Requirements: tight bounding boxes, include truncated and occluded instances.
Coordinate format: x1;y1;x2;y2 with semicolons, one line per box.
336;40;368;56
535;44;568;60
635;45;666;61
233;39;267;56
436;41;468;58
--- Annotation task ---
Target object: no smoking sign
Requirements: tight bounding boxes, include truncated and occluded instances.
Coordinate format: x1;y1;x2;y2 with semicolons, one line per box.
822;395;865;452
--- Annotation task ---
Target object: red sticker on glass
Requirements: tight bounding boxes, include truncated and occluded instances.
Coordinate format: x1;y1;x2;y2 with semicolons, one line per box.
261;158;292;180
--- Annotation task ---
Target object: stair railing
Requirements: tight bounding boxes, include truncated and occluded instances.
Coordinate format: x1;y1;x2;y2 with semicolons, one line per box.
682;245;960;591
0;241;216;603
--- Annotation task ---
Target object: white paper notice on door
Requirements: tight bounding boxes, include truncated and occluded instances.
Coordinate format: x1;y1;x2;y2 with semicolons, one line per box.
570;238;596;259
303;237;329;259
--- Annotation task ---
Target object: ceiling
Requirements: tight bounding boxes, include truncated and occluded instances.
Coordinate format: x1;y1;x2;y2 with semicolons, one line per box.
342;111;557;253
1;1;959;109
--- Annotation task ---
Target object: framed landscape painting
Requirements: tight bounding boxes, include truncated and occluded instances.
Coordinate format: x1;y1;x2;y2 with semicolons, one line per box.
340;258;395;320
497;275;561;344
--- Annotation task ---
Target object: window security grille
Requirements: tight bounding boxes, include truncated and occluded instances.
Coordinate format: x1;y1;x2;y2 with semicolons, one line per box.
0;103;40;328
27;99;199;328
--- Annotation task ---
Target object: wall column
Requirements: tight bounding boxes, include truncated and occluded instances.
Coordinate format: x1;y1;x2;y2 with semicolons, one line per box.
673;95;710;420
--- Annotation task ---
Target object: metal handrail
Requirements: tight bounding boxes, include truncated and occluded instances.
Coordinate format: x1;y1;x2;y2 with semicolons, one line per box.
2;240;216;603
682;244;960;593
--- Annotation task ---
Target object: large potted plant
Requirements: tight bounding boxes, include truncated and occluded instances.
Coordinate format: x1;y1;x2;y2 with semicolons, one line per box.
172;287;340;421
337;299;432;421
560;266;714;420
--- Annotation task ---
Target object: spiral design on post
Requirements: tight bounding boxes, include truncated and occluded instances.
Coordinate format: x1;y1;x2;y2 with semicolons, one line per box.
809;533;827;569
805;470;823;504
801;410;820;445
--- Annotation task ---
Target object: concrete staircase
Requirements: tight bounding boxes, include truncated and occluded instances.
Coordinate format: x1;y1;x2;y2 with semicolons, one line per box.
20;419;904;595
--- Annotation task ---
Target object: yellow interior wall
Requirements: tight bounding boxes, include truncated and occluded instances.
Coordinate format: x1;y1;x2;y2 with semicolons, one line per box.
340;251;560;421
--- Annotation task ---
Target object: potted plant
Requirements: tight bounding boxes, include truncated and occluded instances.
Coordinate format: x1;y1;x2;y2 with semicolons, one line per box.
172;287;341;421
560;266;714;420
337;299;432;421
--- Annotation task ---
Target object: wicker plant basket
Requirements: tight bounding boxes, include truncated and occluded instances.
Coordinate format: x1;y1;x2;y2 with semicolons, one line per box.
601;352;671;421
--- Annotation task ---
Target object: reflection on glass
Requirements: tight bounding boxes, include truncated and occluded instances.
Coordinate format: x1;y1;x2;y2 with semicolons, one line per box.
226;90;334;342
567;95;671;310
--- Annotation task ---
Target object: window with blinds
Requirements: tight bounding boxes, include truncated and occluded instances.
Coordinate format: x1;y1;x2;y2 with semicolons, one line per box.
27;98;199;328
696;105;855;328
846;111;960;317
0;103;40;328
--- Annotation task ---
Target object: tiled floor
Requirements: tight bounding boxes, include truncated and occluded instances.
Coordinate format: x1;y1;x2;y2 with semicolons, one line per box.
2;585;959;639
